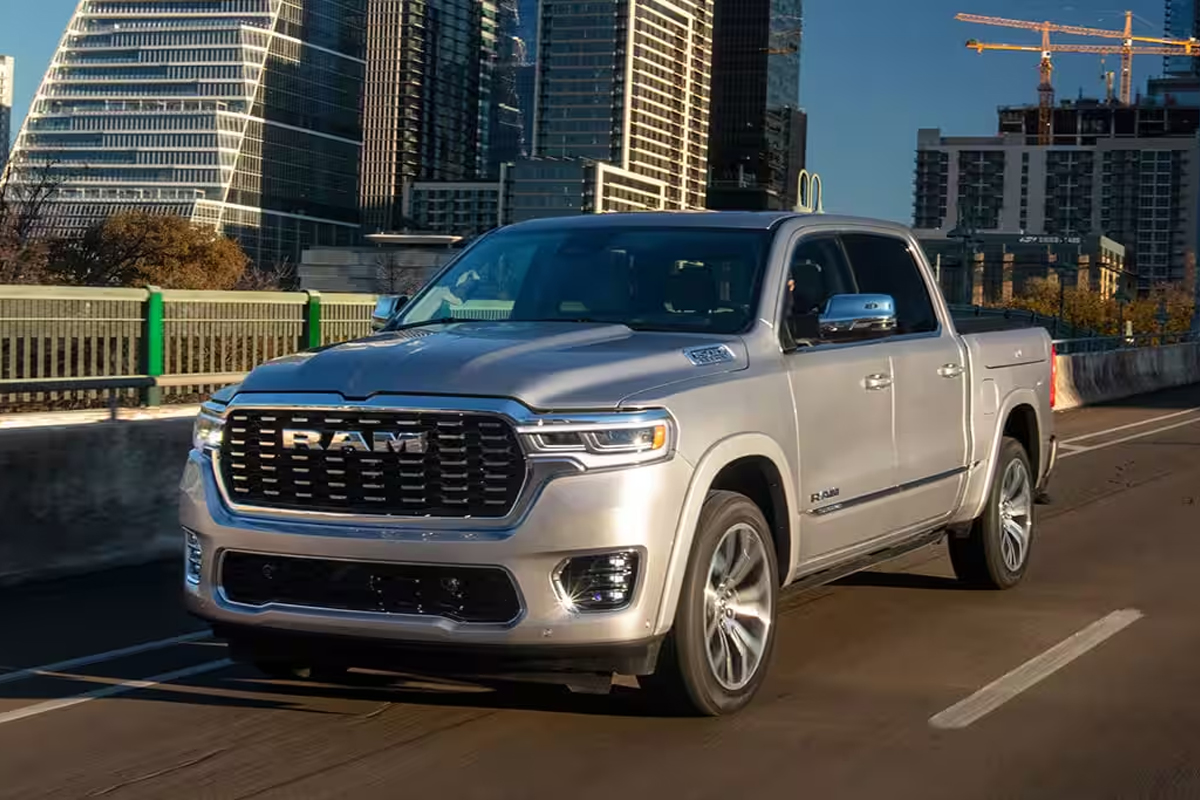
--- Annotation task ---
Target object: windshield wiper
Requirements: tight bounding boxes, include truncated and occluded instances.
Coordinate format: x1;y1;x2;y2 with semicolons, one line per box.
385;316;492;331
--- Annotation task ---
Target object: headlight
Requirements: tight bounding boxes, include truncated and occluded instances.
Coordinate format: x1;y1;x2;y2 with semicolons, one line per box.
517;410;674;469
192;405;226;452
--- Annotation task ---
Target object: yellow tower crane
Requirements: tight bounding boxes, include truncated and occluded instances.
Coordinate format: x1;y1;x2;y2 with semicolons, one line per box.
957;11;1200;145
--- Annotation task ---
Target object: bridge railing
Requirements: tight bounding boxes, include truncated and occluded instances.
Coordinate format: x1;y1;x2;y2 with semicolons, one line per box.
946;303;1097;339
1051;330;1200;355
0;285;378;413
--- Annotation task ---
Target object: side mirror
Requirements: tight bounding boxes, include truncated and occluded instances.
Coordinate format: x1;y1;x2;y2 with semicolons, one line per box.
371;294;408;331
818;293;897;341
789;293;897;343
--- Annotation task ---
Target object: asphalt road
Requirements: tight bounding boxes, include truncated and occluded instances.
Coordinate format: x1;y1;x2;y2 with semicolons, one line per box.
4;386;1200;799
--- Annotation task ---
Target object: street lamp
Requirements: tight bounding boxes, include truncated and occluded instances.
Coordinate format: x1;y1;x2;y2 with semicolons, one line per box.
946;221;981;306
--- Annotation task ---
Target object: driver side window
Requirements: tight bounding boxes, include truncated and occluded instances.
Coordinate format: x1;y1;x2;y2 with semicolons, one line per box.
782;235;854;347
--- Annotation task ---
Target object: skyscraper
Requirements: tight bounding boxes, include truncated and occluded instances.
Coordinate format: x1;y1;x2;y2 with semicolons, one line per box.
514;0;538;156
532;0;714;211
360;0;506;233
706;0;807;211
1166;0;1200;78
6;1;366;268
0;56;13;171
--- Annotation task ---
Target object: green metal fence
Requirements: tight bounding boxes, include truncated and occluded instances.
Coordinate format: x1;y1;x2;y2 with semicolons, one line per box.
0;285;378;412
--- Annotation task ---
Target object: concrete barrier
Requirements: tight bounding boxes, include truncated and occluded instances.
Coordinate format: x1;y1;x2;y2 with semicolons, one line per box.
0;414;194;586
1054;341;1200;411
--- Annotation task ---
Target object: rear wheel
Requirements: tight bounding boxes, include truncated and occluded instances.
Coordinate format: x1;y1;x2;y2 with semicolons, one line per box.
949;436;1035;590
645;490;779;716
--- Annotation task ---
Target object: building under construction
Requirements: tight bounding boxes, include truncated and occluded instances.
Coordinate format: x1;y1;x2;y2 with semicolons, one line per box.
915;99;1200;296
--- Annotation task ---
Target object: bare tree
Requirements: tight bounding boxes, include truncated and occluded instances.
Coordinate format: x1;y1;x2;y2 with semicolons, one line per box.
234;259;297;291
0;160;64;284
374;252;429;296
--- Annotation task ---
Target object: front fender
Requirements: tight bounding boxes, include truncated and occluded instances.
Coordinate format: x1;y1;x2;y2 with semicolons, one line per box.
651;433;799;636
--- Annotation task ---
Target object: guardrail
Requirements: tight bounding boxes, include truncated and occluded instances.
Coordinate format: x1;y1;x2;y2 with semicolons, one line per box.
946;304;1096;339
1052;330;1200;355
0;285;378;412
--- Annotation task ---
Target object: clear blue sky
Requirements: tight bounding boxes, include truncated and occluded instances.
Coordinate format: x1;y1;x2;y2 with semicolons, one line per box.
0;0;1168;223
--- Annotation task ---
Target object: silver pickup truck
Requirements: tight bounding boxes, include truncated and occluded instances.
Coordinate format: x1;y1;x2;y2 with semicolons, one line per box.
182;211;1057;716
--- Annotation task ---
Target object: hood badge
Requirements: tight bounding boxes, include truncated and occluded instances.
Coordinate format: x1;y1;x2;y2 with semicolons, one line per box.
683;344;736;367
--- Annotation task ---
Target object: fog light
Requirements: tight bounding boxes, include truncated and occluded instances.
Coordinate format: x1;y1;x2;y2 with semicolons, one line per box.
555;551;639;612
185;529;203;585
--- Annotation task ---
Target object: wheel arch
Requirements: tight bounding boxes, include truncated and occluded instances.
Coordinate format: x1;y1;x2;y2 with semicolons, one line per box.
652;434;798;636
956;388;1043;524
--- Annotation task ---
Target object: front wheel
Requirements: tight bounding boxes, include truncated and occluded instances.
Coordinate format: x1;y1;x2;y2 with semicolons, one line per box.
949;436;1036;590
645;490;780;717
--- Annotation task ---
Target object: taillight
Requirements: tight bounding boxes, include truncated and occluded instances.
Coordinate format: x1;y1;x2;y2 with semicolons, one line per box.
1049;342;1057;409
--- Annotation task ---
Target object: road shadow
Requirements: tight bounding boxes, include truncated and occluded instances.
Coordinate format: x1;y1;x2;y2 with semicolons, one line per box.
0;657;689;721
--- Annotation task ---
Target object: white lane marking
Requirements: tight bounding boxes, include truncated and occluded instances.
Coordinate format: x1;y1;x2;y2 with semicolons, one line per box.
0;659;233;727
1063;407;1200;444
930;609;1144;730
0;631;211;687
1060;416;1200;460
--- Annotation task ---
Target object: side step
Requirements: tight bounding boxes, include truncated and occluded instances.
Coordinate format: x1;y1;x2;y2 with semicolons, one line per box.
787;528;946;594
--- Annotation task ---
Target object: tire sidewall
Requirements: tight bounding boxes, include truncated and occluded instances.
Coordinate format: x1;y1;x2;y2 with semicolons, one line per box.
983;438;1036;589
672;492;780;716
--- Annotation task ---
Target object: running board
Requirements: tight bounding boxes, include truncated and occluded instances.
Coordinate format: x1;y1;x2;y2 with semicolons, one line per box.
786;528;947;594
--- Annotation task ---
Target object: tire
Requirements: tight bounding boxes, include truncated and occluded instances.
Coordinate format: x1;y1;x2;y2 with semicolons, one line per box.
644;490;780;717
949;436;1036;590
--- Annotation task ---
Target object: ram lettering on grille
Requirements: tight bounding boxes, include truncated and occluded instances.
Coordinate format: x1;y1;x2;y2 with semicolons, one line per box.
221;410;526;518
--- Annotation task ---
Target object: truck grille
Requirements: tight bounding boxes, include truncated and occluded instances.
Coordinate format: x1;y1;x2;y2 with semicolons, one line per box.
220;552;522;624
220;409;526;518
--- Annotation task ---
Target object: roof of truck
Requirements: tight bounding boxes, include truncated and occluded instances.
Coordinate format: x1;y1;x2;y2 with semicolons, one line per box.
503;211;913;234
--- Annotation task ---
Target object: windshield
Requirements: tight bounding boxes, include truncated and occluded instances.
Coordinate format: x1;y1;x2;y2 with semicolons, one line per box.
388;225;773;334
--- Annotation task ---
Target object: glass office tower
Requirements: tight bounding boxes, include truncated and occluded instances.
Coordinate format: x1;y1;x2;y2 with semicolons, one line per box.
1166;0;1200;78
706;0;806;211
0;56;13;171
533;0;714;210
360;0;505;233
6;0;367;268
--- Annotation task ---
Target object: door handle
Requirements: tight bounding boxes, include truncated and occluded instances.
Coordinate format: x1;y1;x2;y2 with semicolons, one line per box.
938;363;964;379
864;373;893;391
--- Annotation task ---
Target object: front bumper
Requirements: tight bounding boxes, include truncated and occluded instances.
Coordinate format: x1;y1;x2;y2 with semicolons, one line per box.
180;449;692;668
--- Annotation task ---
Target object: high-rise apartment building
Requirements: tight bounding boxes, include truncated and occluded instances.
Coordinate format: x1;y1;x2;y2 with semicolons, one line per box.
706;0;807;211
914;101;1200;292
532;0;714;211
361;0;517;233
6;1;366;268
0;56;13;170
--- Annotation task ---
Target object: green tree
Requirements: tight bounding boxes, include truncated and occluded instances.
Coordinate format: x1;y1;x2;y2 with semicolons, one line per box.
52;211;250;289
1008;277;1195;338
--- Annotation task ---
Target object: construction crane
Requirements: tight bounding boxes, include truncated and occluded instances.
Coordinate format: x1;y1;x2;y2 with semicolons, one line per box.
958;11;1200;105
958;11;1200;145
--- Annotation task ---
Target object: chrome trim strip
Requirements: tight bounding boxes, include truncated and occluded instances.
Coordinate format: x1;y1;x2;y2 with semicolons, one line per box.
213;548;528;631
808;466;969;517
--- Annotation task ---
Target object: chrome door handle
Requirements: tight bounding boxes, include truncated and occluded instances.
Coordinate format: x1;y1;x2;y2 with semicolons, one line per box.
938;363;964;379
864;373;893;391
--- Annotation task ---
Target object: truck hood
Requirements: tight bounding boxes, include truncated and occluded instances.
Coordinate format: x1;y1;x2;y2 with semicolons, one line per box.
234;321;749;409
